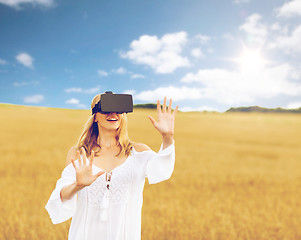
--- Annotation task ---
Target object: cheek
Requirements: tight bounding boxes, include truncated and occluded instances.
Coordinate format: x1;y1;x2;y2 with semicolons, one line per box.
95;114;104;122
97;118;108;126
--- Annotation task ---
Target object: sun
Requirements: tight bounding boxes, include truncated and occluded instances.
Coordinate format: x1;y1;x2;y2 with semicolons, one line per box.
234;48;267;71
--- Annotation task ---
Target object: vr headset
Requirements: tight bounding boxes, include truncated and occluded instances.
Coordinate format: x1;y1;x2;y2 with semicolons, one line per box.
92;91;133;115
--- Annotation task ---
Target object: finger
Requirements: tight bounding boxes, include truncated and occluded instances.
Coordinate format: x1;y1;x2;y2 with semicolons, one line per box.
98;171;105;176
71;159;77;170
77;150;82;167
173;105;179;116
163;96;167;113
81;147;87;165
157;99;162;114
89;150;94;167
167;98;172;114
148;115;157;127
94;171;105;180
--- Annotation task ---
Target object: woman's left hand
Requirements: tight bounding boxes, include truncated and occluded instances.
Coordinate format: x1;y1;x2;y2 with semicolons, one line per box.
148;96;178;137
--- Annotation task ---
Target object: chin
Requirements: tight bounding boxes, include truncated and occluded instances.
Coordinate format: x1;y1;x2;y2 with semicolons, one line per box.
106;124;120;130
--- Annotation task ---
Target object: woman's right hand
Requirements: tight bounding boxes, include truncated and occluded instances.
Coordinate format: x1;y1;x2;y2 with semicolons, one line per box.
71;147;105;188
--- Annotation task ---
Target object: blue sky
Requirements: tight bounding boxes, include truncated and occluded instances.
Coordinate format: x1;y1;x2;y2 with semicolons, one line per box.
1;0;301;112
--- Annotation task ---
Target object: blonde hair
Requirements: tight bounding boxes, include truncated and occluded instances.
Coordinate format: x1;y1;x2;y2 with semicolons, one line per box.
76;93;134;158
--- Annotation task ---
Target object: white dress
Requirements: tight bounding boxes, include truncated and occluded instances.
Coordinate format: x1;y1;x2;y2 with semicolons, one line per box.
45;140;175;240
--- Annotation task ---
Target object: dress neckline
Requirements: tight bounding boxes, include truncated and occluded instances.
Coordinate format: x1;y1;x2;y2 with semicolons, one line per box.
86;145;151;173
90;150;132;174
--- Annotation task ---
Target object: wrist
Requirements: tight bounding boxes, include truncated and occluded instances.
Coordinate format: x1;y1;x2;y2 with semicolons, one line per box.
162;133;174;140
75;182;86;191
162;134;174;150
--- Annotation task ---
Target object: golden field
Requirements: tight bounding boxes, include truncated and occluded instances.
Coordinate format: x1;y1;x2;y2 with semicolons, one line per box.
1;103;301;240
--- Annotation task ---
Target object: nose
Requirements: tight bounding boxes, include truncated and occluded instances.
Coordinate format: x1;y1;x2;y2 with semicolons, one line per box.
107;112;119;118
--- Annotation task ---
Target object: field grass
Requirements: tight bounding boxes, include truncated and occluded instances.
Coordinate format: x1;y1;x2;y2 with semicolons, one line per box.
1;104;301;240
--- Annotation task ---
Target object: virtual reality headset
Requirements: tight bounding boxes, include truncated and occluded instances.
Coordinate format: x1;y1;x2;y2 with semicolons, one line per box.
92;91;133;115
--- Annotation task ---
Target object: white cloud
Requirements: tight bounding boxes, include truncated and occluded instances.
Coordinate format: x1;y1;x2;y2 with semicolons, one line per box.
194;34;211;44
84;87;100;94
122;89;136;95
286;101;301;109
16;52;34;69
131;74;145;79
13;80;39;87
239;13;268;46
0;0;54;9
180;106;219;112
24;94;44;103
276;0;301;18
66;98;80;104
269;22;290;36
65;98;87;108
191;48;204;58
269;24;301;53
121;32;190;74
113;67;127;74
65;87;82;93
98;70;108;77
181;63;301;105
0;58;7;65
270;22;281;31
65;87;100;94
135;86;202;102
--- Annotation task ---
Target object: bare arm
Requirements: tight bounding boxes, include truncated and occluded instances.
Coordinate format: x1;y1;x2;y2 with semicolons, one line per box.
133;143;151;152
60;147;104;202
60;182;85;202
65;146;77;166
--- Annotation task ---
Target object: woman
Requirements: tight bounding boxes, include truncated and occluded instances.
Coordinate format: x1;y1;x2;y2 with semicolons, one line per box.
45;92;178;240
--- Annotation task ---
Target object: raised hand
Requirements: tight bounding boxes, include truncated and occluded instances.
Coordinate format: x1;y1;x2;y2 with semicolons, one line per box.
71;147;105;188
148;96;178;137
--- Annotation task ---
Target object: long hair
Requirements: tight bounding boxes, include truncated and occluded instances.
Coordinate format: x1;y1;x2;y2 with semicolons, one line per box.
76;93;134;158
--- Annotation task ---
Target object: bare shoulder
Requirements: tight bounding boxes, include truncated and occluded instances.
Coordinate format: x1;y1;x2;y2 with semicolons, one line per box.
66;146;78;166
132;142;152;152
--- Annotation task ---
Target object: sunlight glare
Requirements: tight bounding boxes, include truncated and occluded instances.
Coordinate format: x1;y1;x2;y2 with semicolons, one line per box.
236;49;266;71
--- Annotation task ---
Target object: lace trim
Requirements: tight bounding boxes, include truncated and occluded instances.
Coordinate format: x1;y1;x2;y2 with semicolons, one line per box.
87;156;132;206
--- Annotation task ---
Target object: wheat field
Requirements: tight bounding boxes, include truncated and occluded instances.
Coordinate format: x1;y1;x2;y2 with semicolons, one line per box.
1;103;301;240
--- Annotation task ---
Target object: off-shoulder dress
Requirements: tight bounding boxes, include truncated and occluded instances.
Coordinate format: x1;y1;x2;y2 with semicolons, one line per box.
45;140;175;240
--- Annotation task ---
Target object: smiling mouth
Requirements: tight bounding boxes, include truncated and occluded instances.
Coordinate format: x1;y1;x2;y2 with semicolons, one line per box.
107;117;118;122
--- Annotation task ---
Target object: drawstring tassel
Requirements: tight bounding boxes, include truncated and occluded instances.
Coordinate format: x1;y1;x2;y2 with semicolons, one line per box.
100;172;112;221
100;194;109;209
